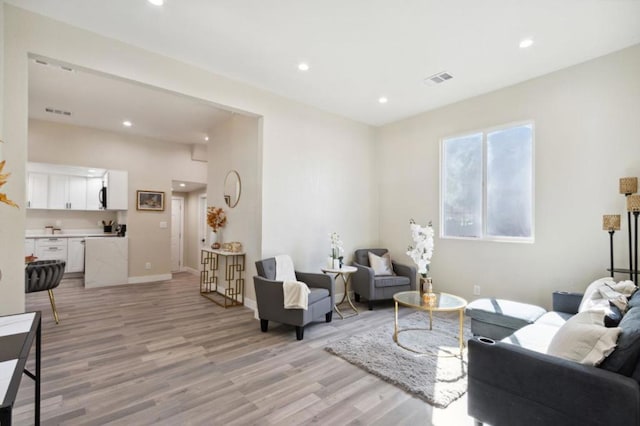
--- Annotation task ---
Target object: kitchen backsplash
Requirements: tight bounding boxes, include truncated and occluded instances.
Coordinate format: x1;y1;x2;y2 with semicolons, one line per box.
26;209;118;231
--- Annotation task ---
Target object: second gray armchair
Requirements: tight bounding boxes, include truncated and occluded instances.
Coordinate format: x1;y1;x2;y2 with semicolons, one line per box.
351;248;416;310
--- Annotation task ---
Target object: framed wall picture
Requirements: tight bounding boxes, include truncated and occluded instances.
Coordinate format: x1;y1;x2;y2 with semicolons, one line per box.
137;190;165;211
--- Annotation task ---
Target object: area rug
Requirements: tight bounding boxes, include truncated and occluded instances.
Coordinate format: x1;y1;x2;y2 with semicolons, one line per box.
325;311;472;408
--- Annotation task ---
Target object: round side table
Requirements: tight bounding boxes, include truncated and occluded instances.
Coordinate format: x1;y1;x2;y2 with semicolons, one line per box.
321;265;358;319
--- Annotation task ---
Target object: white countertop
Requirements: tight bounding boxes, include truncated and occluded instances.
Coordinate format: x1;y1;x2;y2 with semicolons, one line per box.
26;228;120;238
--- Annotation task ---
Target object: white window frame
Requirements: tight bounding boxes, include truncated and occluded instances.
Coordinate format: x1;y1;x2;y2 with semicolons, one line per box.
439;120;535;243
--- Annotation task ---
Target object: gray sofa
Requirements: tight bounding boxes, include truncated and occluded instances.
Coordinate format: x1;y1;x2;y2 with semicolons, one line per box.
351;248;416;310
253;257;335;340
468;290;640;426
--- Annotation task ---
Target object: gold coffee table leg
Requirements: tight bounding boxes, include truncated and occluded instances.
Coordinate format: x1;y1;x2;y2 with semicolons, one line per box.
394;301;399;342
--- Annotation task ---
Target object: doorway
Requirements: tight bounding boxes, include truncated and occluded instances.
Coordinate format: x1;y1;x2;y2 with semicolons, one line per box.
171;196;184;272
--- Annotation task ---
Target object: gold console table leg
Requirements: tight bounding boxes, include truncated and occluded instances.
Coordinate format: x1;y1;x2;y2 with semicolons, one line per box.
200;249;245;308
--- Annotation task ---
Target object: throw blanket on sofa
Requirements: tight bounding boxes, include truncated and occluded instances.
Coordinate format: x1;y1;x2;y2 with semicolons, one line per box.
580;277;637;313
275;254;310;310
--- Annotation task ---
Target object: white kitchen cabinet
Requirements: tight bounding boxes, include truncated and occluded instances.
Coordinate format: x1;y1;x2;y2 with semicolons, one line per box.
104;170;128;210
86;177;103;211
25;238;35;257
27;172;49;209
35;238;69;272
48;175;87;210
67;238;86;273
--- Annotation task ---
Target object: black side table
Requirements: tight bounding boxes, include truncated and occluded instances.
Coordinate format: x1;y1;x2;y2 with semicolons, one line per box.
0;311;42;426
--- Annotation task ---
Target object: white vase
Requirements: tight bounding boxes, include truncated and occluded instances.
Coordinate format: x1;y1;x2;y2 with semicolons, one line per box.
327;257;334;269
332;258;340;269
209;231;218;247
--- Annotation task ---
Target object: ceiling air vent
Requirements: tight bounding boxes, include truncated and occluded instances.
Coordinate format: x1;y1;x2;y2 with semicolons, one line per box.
45;107;72;117
424;71;454;86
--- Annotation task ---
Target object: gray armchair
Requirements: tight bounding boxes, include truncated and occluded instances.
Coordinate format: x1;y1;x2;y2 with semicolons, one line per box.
254;257;335;340
25;260;66;324
351;248;416;310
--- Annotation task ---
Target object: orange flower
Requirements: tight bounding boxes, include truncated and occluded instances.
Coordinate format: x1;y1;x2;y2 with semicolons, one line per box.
0;160;18;208
207;206;227;231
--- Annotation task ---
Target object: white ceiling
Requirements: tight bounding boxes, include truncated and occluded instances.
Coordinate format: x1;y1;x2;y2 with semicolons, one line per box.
28;58;232;145
12;0;640;128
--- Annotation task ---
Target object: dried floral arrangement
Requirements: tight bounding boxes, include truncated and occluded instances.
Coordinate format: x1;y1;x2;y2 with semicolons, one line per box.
207;206;227;232
0;139;18;208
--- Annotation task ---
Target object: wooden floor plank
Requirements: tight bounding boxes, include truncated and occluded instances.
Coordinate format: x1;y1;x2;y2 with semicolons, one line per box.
13;272;475;425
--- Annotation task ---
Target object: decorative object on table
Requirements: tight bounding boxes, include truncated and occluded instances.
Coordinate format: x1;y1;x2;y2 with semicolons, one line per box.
406;219;435;296
422;276;436;305
620;177;638;281
220;241;243;253
136;190;165;211
207;206;227;249
628;194;640;285
223;170;242;208
325;311;471;408
329;232;344;269
603;214;622;278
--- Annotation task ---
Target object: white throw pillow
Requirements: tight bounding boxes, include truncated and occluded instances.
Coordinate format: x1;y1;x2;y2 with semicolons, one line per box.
368;252;394;276
547;310;621;366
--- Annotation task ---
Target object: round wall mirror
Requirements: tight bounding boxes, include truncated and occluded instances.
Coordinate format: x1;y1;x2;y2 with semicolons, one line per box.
223;170;241;208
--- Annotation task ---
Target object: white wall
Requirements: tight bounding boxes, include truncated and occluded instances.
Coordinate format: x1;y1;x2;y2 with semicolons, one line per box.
1;5;378;314
377;44;640;308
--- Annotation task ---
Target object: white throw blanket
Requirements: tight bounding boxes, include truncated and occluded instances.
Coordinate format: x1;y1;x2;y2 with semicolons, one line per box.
275;254;310;310
580;277;637;313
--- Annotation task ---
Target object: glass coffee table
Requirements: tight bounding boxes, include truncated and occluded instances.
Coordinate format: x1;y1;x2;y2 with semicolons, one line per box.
393;291;467;356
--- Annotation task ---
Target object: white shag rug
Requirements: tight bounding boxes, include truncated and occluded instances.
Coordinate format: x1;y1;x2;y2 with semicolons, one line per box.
325;311;472;408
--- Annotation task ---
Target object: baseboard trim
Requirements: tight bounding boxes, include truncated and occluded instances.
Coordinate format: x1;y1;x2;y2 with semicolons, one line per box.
182;267;200;276
128;274;172;284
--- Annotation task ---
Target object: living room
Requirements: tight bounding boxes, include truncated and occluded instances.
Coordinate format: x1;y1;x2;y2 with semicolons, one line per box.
2;1;640;425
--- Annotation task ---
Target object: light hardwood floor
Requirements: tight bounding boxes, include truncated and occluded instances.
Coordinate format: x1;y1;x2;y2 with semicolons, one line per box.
15;273;474;425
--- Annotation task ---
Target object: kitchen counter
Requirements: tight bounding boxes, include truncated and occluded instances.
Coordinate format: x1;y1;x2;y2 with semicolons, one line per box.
26;229;121;238
84;237;129;287
26;233;120;238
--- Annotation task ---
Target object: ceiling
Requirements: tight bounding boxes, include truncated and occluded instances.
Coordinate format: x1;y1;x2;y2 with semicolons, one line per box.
12;0;640;128
28;58;232;145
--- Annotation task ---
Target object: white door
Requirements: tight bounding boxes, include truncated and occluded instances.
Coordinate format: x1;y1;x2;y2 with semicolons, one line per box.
171;197;184;272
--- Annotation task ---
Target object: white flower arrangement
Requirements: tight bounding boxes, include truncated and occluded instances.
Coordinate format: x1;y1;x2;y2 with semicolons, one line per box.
329;232;344;259
406;219;434;277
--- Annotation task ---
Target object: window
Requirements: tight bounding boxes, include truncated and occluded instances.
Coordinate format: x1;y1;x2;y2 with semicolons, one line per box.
441;122;534;241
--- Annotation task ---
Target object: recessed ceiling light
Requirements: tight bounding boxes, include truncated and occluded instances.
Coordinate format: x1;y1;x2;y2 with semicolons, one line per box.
519;38;534;49
148;0;164;6
378;97;388;104
179;183;186;187
204;136;209;141
298;62;310;71
122;120;132;127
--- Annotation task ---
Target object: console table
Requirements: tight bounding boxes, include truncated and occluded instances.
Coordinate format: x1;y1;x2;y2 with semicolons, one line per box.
200;249;246;307
1;311;41;425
